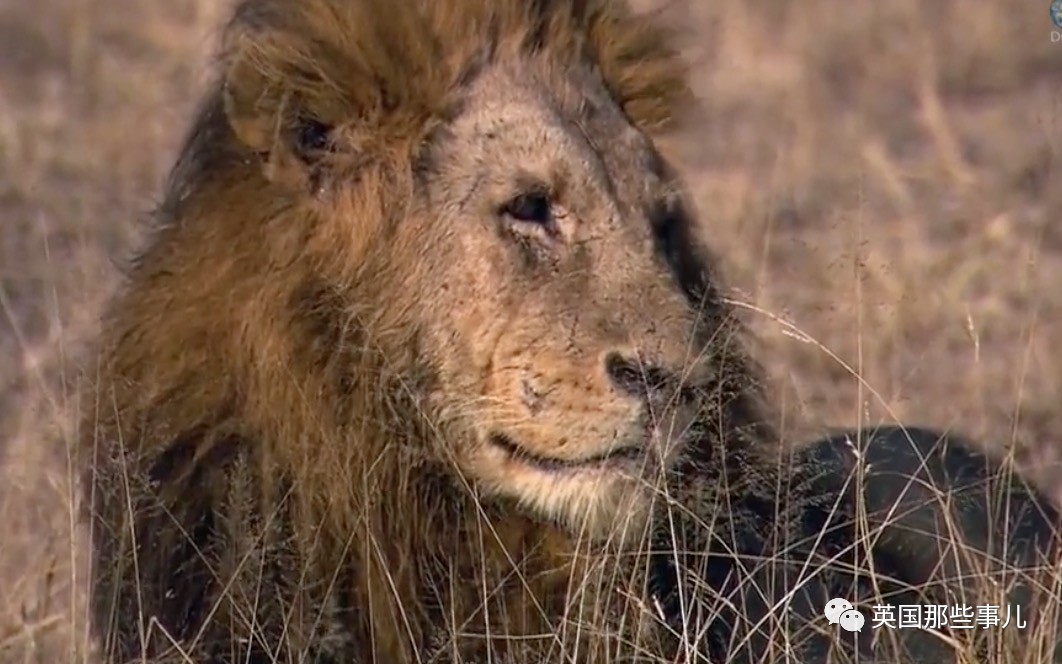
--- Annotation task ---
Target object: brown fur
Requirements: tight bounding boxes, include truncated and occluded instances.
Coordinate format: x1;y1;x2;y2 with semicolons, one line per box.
81;1;772;661
82;1;1062;663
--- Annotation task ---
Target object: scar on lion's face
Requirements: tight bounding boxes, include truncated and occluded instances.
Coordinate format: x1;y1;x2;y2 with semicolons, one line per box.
384;62;716;538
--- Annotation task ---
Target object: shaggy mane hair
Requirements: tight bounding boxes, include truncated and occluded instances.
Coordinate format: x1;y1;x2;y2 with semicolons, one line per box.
219;0;691;147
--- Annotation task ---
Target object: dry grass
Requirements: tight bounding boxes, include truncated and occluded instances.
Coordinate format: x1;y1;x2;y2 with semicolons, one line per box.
1;0;1060;661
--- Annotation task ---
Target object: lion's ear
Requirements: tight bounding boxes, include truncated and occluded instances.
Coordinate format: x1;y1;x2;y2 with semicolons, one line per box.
588;6;694;133
221;45;336;189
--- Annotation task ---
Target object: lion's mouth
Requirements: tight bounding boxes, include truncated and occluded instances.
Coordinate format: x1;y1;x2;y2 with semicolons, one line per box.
489;433;652;473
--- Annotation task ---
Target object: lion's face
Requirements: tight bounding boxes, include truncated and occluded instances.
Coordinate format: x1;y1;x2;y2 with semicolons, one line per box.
390;63;720;540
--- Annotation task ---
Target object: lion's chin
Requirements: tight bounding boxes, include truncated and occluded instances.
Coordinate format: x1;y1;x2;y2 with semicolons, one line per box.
474;432;672;544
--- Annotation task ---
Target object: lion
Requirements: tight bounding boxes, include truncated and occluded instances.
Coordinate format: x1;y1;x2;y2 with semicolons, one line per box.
80;0;1062;662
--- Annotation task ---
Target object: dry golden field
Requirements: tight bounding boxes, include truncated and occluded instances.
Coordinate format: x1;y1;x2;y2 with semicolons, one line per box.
1;0;1060;661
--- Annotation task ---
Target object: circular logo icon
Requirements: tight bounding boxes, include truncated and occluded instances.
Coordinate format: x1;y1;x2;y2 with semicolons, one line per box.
839;608;866;633
1052;0;1062;28
823;598;854;625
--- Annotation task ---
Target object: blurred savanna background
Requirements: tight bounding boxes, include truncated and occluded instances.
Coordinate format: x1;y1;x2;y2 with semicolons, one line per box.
0;0;1059;660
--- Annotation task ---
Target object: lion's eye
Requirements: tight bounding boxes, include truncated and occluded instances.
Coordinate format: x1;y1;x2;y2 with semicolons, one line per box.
502;192;552;226
295;119;332;155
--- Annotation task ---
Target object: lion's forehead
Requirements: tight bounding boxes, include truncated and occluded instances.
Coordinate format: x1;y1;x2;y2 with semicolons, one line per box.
457;63;648;149
429;67;666;219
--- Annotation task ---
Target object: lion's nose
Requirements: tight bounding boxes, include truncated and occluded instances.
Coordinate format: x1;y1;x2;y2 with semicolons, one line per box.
604;351;677;400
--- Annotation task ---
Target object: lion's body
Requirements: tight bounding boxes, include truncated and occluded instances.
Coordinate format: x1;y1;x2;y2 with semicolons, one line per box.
80;1;1060;662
